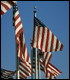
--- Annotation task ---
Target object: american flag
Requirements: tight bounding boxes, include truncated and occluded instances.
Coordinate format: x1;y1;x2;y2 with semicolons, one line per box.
46;62;62;79
13;3;31;63
13;3;31;79
32;48;52;71
32;17;63;53
32;52;62;79
1;1;14;17
19;59;35;79
1;68;16;79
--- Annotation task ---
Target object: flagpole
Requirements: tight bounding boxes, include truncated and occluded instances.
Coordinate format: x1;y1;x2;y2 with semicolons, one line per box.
34;6;37;79
38;50;41;79
30;39;33;79
13;1;19;79
16;43;19;79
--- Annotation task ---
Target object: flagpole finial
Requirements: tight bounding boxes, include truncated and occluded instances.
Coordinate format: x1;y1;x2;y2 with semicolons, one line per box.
34;6;36;9
34;6;37;17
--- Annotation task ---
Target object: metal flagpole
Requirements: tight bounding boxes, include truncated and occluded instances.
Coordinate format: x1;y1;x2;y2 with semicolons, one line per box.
16;43;19;79
30;39;33;79
13;1;19;79
34;6;37;79
38;50;41;79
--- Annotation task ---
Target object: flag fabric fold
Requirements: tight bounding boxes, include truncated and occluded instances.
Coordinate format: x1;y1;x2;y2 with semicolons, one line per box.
13;3;31;63
46;62;62;79
13;3;31;79
1;68;16;79
31;17;63;53
1;1;14;17
32;51;62;79
19;59;35;79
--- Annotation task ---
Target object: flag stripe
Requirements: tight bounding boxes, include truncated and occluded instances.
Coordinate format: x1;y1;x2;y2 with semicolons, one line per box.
1;1;13;17
42;27;47;52
38;27;43;49
41;27;45;50
50;33;54;52
19;61;35;79
45;28;50;52
36;27;40;48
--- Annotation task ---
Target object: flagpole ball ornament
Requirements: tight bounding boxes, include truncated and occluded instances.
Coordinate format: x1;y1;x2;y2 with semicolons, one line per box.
34;6;36;9
34;6;37;16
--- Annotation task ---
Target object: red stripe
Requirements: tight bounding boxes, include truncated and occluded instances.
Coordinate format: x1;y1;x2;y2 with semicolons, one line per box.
47;53;52;66
47;70;54;78
19;67;30;77
55;38;59;51
50;33;54;52
50;73;53;79
45;28;50;52
7;1;13;6
1;10;4;16
48;63;62;74
60;43;63;51
19;72;27;79
23;43;26;57
20;63;31;74
26;51;30;62
1;2;10;11
15;14;20;23
41;27;45;51
36;27;40;48
15;27;23;43
48;65;58;76
15;21;22;30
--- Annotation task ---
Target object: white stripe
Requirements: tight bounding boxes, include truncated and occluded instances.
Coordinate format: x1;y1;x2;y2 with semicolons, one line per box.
57;41;61;51
14;11;19;19
24;48;27;61
47;72;50;79
33;26;38;48
1;1;12;9
15;24;23;35
48;64;61;75
47;31;52;52
1;5;7;13
43;52;47;61
20;62;31;71
45;52;51;68
19;70;29;78
22;34;31;63
52;75;54;79
15;17;21;26
18;44;20;57
19;74;25;79
19;65;31;76
52;35;57;52
38;27;43;49
42;27;47;52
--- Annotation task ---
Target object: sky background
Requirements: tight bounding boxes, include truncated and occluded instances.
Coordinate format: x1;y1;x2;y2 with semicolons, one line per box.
1;1;69;79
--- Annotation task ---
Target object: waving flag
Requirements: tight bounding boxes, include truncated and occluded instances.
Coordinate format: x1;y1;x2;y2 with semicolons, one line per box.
1;68;16;79
13;3;31;63
19;60;35;79
1;1;14;17
32;17;63;53
32;53;62;79
46;63;62;79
